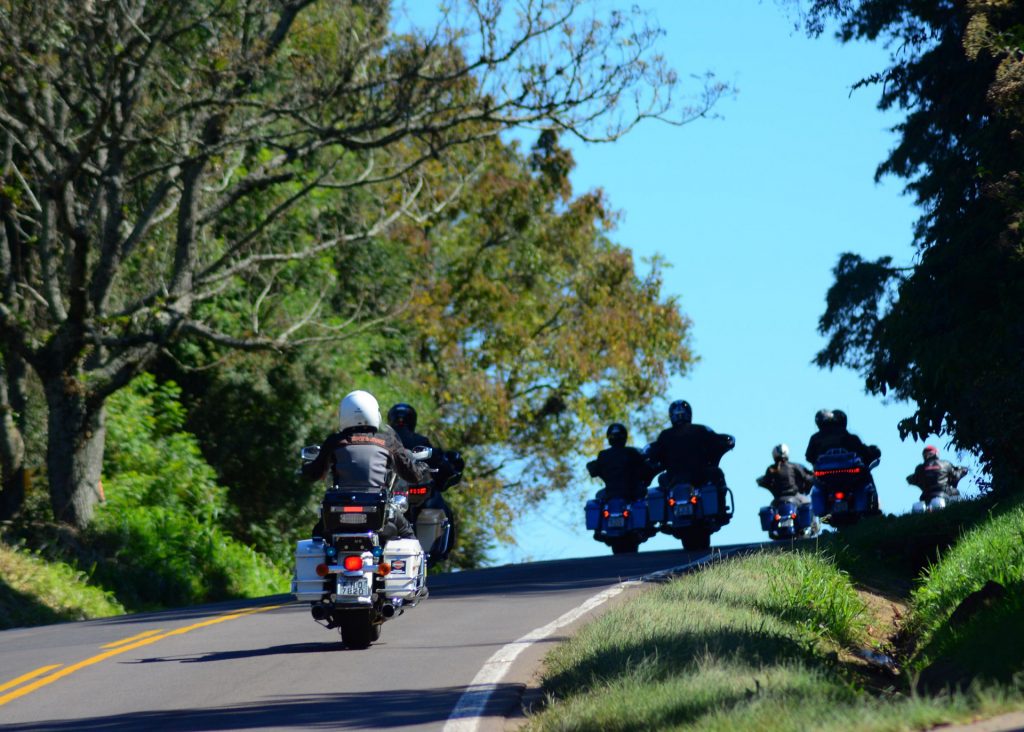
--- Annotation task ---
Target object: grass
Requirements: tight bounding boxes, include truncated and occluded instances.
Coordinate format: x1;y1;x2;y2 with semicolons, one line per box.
0;542;124;630
526;547;1024;732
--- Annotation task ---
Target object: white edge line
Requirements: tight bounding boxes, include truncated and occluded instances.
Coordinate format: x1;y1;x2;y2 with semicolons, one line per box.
442;552;726;732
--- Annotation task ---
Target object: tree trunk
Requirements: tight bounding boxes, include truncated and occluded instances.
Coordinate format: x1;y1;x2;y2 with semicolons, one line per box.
44;377;106;528
0;354;28;520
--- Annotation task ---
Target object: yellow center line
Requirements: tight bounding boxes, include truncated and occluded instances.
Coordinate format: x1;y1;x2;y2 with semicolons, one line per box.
0;603;284;707
101;628;163;649
0;665;63;694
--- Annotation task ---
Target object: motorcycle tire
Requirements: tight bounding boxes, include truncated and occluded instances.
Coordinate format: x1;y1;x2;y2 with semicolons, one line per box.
610;538;640;555
339;611;375;650
680;528;711;552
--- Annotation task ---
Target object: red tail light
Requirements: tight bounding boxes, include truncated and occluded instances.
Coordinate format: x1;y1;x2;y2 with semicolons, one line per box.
408;487;428;495
689;496;698;504
774;513;781;521
622;509;630;518
602;509;610;518
668;498;676;507
342;506;363;513
834;492;845;501
342;555;363;572
791;513;797;520
814;467;862;477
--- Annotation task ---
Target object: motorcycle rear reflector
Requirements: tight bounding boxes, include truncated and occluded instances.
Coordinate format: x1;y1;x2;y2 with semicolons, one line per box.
342;555;363;572
315;563;330;577
602;510;610;518
668;498;676;507
774;514;781;521
790;513;797;519
834;492;845;501
689;496;698;504
622;510;630;518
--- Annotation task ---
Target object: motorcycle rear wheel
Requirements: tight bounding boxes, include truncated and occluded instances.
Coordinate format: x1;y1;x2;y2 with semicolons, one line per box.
680;528;711;552
339;612;376;649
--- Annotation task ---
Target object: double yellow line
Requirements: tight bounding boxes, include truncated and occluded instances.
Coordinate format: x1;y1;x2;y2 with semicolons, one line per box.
0;603;283;707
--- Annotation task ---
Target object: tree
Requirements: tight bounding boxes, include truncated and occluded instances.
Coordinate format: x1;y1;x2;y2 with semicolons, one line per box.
0;0;726;527
799;1;1024;487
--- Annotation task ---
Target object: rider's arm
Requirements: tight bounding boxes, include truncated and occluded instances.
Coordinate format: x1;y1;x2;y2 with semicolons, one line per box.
385;431;431;484
300;433;341;482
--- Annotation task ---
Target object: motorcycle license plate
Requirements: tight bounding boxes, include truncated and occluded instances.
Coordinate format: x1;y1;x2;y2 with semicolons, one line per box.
779;519;794;528
607;516;625;528
833;501;847;513
336;578;370;597
675;504;693;516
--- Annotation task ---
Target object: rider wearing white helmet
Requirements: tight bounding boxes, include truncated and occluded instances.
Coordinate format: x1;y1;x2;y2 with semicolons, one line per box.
302;390;429;540
757;442;813;505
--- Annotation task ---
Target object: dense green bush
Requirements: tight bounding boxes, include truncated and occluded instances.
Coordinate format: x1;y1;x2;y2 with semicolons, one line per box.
87;375;288;610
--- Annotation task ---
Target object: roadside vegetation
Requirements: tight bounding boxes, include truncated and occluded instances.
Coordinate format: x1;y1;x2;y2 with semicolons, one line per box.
526;493;1024;731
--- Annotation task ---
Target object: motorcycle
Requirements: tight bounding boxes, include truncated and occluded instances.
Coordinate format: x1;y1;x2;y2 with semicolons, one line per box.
585;494;654;554
292;444;431;649
392;449;463;566
648;434;736;551
758;497;818;540
810;448;881;527
911;467;967;514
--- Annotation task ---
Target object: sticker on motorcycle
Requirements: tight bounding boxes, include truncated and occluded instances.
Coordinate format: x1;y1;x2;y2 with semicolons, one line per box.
391;560;406;573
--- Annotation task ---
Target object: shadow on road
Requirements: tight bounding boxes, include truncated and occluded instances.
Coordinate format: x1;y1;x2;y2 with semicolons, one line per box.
123;641;348;664
0;685;516;730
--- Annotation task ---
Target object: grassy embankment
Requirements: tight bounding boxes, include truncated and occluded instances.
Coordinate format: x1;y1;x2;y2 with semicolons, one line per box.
526;493;1024;731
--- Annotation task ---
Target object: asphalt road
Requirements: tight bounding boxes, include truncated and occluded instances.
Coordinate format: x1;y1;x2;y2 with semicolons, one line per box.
0;545;733;731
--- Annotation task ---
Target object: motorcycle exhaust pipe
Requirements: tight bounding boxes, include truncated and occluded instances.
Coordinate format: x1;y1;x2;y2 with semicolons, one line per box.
381;603;403;618
310;605;329;621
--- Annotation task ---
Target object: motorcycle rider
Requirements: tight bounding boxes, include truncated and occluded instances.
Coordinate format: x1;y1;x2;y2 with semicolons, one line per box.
587;423;653;503
756;443;813;507
302;390;429;543
906;445;967;502
804;408;881;465
646;400;734;512
386;402;461;561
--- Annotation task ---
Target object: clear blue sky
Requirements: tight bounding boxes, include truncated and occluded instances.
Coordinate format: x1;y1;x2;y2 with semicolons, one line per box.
478;1;983;564
398;2;979;564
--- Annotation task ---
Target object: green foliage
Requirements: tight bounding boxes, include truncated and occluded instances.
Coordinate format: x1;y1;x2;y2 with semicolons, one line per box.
88;374;288;610
0;542;124;630
803;0;1024;488
527;552;1019;732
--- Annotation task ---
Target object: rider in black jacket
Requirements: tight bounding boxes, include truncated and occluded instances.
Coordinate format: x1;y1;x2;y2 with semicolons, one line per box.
906;445;967;501
804;409;881;465
756;443;812;505
302;390;428;542
587;423;653;503
646;400;735;509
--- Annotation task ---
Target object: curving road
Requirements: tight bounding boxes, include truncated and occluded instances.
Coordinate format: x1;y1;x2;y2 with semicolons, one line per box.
0;546;744;731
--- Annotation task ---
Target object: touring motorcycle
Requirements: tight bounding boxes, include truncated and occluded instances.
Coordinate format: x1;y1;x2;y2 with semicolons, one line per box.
585;494;654;554
758;498;818;540
810;448;881;527
292;445;430;649
392;450;463;566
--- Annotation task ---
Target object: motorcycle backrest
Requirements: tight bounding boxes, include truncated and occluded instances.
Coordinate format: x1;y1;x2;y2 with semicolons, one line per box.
814;449;861;470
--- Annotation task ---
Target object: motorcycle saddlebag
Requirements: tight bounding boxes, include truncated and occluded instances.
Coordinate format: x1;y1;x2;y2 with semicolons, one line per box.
646;489;665;524
797;502;814;529
627;499;648;530
414;507;446;554
585;499;601;530
758;506;773;532
383;538;426;601
810;486;826;516
292;539;328;602
701;485;720;517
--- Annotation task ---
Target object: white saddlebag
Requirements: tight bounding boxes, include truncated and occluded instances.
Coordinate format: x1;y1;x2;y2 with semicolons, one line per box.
383;538;426;601
292;539;328;602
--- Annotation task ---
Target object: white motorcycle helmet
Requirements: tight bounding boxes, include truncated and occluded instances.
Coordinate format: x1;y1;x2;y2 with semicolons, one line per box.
772;443;789;461
338;390;381;431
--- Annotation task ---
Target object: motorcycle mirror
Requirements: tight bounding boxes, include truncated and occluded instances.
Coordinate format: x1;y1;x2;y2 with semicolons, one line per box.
410;446;432;461
300;445;321;462
391;494;410;515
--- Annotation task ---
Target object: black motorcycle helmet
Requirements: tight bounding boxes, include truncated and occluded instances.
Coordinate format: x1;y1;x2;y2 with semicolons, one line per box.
387;402;417;432
606;423;628;448
814;408;834;430
669;400;692;427
833;409;848;429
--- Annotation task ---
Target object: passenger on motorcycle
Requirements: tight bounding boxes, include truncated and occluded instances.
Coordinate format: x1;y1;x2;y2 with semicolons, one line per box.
804;408;881;465
906;445;967;502
756;443;812;506
587;423;654;503
386;402;461;561
646;400;734;511
302;390;429;543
